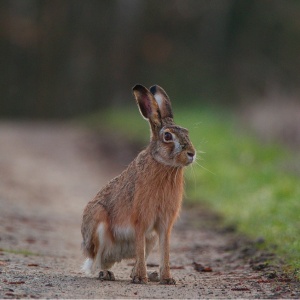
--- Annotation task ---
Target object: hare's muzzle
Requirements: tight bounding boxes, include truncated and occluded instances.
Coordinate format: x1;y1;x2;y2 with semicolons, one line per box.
187;151;195;164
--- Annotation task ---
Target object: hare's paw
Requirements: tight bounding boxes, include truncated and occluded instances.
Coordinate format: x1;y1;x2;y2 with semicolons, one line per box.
132;275;148;284
160;277;176;285
148;271;160;282
98;270;115;281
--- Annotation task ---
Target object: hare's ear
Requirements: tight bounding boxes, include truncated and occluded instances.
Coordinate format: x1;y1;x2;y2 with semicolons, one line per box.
132;84;162;134
150;85;173;120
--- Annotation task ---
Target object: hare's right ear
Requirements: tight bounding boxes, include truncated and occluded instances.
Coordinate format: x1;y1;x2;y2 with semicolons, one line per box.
133;85;162;135
149;85;173;121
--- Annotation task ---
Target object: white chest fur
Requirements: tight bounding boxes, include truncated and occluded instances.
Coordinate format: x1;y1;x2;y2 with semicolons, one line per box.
113;225;135;241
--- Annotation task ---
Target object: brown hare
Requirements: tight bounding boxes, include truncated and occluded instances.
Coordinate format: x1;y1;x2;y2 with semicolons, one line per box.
81;84;195;284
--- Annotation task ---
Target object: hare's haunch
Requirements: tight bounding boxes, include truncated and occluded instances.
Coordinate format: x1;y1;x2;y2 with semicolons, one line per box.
81;84;195;284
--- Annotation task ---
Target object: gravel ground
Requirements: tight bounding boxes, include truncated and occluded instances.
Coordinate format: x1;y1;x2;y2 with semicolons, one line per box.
0;122;299;299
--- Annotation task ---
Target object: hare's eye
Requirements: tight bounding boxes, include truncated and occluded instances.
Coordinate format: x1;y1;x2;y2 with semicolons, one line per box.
164;132;173;142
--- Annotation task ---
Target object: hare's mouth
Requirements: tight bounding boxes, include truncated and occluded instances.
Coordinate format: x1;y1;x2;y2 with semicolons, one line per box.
187;152;195;164
181;151;195;166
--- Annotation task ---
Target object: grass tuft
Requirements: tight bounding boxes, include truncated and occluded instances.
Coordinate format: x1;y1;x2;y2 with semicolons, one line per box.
1;248;40;256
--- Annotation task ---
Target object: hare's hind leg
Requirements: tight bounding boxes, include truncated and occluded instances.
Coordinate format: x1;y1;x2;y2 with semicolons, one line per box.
94;222;116;281
98;264;115;281
99;271;115;281
97;258;116;281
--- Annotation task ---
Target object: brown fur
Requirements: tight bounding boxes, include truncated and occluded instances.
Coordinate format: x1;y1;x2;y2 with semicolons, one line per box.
81;84;195;284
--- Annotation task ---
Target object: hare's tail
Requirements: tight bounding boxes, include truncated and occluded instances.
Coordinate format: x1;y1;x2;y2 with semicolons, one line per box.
81;222;112;275
82;258;94;275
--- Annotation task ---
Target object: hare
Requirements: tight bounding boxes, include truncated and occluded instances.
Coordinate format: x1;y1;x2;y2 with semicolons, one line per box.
81;84;195;284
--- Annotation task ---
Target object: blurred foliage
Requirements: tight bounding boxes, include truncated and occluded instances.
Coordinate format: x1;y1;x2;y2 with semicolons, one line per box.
1;0;300;118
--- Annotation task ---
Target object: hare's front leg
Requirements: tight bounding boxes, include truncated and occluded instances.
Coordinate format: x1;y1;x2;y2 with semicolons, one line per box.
131;228;148;284
159;225;176;285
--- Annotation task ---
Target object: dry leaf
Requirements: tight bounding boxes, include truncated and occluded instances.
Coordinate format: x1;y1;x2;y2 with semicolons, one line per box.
193;262;213;272
9;281;25;285
146;263;159;267
170;265;185;270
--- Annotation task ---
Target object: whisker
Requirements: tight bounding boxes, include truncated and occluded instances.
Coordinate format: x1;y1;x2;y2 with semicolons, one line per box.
196;150;205;154
196;156;205;162
193;121;202;127
194;161;216;175
189;164;197;192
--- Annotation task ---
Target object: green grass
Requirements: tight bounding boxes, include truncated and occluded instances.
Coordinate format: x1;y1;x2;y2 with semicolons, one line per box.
81;106;300;278
1;248;40;256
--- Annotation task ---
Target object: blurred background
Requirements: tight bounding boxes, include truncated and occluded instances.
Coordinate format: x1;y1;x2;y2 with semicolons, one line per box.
1;0;300;119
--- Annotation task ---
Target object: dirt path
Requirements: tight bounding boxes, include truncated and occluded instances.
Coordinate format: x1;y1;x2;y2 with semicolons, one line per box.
0;122;299;299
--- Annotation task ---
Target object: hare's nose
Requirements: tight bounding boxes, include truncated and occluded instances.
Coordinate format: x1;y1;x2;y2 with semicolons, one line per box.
187;151;195;162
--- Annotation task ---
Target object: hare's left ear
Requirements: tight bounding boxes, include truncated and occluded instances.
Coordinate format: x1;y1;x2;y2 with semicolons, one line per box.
150;85;173;121
133;84;162;136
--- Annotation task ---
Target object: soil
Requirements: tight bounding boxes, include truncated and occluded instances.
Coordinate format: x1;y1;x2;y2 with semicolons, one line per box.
0;122;299;299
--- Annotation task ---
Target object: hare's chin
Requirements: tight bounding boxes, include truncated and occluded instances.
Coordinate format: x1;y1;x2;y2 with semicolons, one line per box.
180;156;195;167
187;155;195;165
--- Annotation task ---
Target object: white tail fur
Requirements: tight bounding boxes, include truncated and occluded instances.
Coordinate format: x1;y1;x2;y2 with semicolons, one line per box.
82;258;93;275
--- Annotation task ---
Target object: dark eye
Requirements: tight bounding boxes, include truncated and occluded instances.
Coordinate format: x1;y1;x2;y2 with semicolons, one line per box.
164;132;173;142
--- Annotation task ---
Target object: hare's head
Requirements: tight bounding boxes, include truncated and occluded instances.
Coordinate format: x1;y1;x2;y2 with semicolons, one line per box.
133;84;195;167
